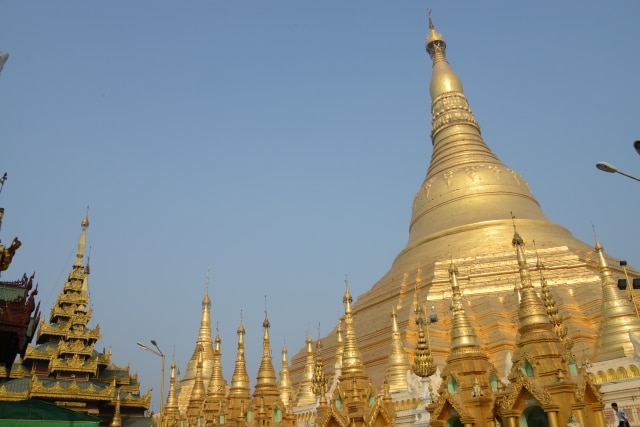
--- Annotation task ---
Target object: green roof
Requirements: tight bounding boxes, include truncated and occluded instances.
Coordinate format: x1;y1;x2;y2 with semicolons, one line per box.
0;399;102;422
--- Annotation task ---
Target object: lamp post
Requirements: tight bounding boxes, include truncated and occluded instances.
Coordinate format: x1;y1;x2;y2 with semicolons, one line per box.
137;340;165;427
595;162;640;182
595;140;640;182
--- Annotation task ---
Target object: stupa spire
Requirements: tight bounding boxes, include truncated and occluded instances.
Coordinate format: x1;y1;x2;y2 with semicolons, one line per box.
163;360;181;425
229;317;250;397
295;333;316;405
447;262;481;356
277;343;296;410
178;279;216;412
108;389;122;427
202;331;228;423
403;13;560;258
206;332;228;399
254;306;278;398
185;345;207;426
591;238;640;362
511;228;550;333
226;316;251;424
190;345;207;400
340;277;366;379
385;306;410;392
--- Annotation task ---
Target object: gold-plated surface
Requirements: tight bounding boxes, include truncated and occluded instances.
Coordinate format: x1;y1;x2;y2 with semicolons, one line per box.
591;239;640;362
225;319;252;423
177;287;216;413
163;361;181;426
277;344;296;409
294;334;316;405
495;228;604;426
290;14;634;395
384;307;410;392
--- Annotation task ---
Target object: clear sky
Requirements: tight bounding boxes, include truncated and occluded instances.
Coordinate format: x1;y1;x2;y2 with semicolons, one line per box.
2;1;639;414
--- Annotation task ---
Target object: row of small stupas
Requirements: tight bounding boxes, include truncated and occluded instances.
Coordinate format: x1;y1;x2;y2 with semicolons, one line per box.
0;215;151;426
167;226;614;427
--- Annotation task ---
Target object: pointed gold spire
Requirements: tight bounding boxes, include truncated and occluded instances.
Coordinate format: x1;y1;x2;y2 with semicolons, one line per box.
512;230;551;333
202;331;228;423
405;14;561;258
295;333;316;405
109;389;122;427
163;360;181;426
448;262;481;356
178;281;217;412
186;345;207;426
229;318;251;398
385;306;410;391
425;11;463;102
340;277;366;379
255;310;277;391
74;213;89;268
277;343;296;410
190;346;207;401
591;238;640;362
206;332;228;399
225;316;251;425
507;229;571;386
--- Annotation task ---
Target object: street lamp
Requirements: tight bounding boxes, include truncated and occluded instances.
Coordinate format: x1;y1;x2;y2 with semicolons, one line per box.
137;340;165;427
595;140;640;182
595;162;640;182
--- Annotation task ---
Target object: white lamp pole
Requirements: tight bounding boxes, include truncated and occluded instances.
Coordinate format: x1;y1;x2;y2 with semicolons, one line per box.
137;340;165;427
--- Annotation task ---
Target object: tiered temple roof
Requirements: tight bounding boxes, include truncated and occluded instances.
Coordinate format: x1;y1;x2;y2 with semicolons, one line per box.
0;215;151;424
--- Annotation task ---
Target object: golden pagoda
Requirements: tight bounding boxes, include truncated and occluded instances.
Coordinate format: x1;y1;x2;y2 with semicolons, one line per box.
0;215;151;423
288;12;638;415
169;12;636;427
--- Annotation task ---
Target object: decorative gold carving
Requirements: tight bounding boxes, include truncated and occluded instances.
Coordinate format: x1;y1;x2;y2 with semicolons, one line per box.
0;237;21;271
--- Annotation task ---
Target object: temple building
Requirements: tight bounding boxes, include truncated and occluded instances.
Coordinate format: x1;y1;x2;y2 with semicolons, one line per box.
0;215;152;426
0;191;41;375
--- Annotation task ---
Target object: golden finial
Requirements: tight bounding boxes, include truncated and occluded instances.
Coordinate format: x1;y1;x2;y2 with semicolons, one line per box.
74;211;90;268
425;10;446;58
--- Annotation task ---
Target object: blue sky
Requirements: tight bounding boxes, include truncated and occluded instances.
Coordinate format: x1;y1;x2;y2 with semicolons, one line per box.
2;1;640;414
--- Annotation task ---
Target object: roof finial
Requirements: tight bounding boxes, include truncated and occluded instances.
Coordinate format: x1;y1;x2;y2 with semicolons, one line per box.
0;172;7;194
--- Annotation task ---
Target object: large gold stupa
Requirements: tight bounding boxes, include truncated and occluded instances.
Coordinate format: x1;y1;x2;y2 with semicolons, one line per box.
288;13;639;390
